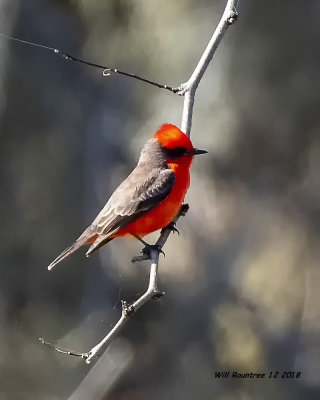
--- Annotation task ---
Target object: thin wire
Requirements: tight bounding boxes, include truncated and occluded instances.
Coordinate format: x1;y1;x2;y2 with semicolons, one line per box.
0;33;180;93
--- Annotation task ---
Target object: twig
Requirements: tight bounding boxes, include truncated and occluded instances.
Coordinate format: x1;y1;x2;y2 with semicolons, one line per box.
39;0;239;363
39;337;87;358
0;0;237;99
40;204;189;364
180;0;239;136
0;33;179;93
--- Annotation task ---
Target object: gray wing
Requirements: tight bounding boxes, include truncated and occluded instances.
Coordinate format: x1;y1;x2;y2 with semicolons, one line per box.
90;165;175;237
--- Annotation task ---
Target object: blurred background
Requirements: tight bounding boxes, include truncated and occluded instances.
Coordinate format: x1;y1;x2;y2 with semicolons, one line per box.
0;0;320;399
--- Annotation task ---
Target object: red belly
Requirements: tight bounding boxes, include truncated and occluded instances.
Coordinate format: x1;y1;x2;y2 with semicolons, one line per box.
115;166;190;237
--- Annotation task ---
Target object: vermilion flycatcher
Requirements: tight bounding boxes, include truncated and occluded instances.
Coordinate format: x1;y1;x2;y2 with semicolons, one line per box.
48;123;207;270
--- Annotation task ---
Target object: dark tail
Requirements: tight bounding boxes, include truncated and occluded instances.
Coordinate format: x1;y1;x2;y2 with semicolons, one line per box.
47;230;98;271
86;236;114;257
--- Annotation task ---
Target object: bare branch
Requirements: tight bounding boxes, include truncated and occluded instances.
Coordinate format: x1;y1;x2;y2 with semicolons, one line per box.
181;0;239;135
0;33;179;93
40;204;188;363
86;0;241;361
0;0;237;100
39;0;239;364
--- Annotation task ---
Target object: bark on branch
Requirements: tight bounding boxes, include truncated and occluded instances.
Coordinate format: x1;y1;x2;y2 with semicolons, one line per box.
40;0;239;363
180;0;239;136
40;204;189;363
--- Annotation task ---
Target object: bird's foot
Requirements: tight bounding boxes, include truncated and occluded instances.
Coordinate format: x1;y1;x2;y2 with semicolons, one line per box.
131;242;165;263
162;221;180;235
142;243;165;257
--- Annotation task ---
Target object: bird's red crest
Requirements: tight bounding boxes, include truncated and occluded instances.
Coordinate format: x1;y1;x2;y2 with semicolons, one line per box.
153;124;194;151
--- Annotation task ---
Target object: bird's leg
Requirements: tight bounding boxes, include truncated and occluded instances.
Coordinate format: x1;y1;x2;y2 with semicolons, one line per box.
159;203;190;235
161;221;180;235
131;234;165;263
133;234;165;256
132;234;150;247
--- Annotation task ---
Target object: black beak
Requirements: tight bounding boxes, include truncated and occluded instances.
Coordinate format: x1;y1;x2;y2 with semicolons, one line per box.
189;148;208;156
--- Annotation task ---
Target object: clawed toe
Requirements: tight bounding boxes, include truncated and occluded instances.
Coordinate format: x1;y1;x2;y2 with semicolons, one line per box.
131;242;165;263
163;221;180;235
142;244;165;257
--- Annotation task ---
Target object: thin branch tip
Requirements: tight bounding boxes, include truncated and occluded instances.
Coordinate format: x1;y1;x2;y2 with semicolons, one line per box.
39;337;89;359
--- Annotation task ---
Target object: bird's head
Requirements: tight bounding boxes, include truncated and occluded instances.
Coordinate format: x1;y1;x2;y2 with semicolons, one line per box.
153;124;207;164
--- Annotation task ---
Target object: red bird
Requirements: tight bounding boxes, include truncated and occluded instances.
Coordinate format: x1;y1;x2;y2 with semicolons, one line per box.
48;123;207;270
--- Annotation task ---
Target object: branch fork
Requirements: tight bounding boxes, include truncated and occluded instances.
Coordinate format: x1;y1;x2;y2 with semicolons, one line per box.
40;204;188;363
38;0;239;364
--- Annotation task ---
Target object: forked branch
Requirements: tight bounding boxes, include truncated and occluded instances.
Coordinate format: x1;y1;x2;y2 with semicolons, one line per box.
39;0;239;363
0;33;179;93
40;204;189;363
0;0;237;97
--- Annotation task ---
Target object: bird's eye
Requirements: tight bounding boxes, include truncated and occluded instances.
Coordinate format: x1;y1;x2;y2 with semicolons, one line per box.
164;146;187;158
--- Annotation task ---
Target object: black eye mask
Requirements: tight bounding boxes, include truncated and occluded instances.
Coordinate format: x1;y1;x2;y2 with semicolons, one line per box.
163;146;187;159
